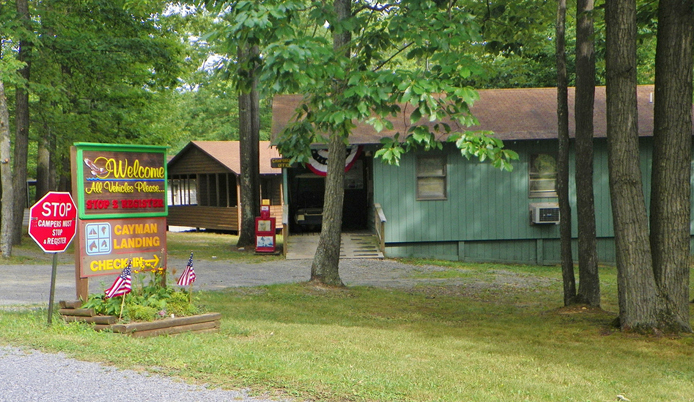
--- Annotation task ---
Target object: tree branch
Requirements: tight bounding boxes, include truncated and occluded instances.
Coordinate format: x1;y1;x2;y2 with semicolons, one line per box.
356;3;395;13
372;42;413;72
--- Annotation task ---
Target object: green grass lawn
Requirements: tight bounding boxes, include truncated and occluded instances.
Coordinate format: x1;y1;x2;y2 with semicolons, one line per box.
0;232;693;401
166;231;284;261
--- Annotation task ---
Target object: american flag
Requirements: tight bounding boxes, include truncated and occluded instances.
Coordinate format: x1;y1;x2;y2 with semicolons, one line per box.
105;262;132;298
177;252;196;286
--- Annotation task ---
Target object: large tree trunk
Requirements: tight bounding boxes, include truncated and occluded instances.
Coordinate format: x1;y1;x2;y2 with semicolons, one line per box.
35;114;53;200
58;153;70;192
605;0;666;332
0;81;14;258
555;0;576;306
310;133;346;286
237;45;261;248
12;0;31;245
249;47;260;241
309;0;351;286
649;0;693;332
574;0;600;306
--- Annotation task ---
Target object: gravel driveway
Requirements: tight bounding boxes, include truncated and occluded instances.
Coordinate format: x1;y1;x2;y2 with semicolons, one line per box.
0;256;445;306
0;344;291;402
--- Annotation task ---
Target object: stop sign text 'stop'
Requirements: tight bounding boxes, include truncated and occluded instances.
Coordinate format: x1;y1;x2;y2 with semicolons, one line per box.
41;201;74;218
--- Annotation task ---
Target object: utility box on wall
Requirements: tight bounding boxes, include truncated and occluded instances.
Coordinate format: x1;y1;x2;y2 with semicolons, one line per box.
529;203;560;225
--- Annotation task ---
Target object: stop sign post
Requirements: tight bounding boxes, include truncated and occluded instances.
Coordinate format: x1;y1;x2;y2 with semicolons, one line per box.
28;192;77;325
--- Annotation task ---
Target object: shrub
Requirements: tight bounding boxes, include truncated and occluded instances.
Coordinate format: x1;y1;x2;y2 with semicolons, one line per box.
82;267;201;322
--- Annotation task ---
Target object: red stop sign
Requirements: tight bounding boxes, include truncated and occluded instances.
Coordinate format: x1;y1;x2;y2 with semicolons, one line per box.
28;192;77;253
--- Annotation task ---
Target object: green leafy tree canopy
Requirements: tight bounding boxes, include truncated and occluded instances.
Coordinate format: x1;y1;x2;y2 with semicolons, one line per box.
200;0;519;170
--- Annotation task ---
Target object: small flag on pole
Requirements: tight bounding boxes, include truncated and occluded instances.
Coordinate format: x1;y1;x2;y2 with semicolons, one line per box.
105;262;132;298
177;252;196;286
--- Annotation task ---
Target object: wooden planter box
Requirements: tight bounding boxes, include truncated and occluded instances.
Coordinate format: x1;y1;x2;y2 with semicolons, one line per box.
58;300;221;338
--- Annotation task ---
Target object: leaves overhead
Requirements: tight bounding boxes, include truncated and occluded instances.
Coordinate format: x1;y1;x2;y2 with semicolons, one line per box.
202;0;518;170
0;0;189;181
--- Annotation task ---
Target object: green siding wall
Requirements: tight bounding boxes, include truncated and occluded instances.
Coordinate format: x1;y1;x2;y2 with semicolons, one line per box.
385;238;618;265
385;242;460;261
373;138;691;264
374;141;566;244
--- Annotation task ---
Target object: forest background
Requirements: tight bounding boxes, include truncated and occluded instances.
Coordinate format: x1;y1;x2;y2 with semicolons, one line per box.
0;0;660;201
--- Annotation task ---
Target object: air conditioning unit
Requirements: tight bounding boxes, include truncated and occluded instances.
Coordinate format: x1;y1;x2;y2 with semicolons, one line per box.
529;203;560;225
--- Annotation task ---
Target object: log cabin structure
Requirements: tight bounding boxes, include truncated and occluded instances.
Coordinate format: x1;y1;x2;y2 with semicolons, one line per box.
167;141;283;232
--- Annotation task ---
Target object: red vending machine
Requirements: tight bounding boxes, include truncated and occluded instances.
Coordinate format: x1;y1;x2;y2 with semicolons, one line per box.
255;199;276;253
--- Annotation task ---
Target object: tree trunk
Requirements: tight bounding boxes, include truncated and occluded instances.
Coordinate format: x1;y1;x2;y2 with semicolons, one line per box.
36;104;55;199
605;0;663;332
58;154;70;192
310;133;346;286
309;0;351;287
237;45;261;248
49;145;57;191
0;80;14;258
555;0;576;306
36;121;51;200
649;0;693;332
13;0;31;245
574;0;600;306
250;46;260;232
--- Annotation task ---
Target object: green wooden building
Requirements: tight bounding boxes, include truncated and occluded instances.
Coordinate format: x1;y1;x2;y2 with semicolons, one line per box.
273;85;691;264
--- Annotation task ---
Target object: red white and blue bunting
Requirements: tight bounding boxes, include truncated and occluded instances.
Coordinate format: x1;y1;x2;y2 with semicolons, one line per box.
307;145;362;177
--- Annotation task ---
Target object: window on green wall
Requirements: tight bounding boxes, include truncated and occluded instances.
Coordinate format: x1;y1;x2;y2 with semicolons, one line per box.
416;154;447;200
529;153;557;197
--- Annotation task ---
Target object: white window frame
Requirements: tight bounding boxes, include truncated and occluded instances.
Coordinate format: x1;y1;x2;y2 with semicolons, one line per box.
529;153;558;198
416;154;447;200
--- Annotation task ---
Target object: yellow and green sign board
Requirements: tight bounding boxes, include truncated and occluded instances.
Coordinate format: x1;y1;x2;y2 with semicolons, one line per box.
74;143;168;220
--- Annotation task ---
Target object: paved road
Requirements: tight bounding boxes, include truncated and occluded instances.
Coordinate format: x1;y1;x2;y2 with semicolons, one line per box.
0;256;438;306
0;345;292;402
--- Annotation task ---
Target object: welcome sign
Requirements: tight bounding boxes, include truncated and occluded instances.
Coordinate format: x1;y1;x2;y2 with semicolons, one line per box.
75;143;167;219
72;143;168;283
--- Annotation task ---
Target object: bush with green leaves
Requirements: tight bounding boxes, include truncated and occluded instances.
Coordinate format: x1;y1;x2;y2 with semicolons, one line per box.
82;268;200;322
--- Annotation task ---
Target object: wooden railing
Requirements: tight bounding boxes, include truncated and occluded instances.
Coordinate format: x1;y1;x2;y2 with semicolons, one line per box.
374;203;387;252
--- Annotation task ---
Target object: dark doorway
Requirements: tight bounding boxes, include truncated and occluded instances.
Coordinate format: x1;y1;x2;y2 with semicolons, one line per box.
287;156;369;233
